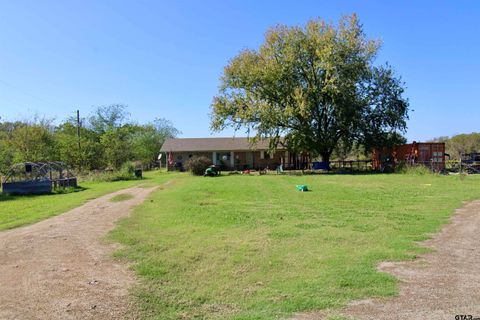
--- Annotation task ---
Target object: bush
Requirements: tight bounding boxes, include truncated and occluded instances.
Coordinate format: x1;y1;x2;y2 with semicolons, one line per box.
185;156;212;176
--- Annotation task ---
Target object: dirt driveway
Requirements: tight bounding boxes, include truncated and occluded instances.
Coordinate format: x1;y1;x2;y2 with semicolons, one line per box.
294;200;480;320
0;186;156;320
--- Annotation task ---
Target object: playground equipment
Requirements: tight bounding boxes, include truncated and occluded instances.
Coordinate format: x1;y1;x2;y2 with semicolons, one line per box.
1;162;77;195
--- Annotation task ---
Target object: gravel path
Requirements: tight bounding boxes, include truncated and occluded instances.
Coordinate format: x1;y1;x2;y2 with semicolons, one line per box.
0;186;156;320
293;200;480;320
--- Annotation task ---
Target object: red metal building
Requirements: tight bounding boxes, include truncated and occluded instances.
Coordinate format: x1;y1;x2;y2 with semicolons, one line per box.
372;141;445;171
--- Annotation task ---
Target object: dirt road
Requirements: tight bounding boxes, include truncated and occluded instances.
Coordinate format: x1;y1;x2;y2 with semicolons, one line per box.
0;186;156;320
294;200;480;320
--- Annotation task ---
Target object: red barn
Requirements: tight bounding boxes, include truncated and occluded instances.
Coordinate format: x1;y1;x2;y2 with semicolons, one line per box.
372;141;445;171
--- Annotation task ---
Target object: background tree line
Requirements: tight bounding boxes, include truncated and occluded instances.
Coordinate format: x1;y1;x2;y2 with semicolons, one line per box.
431;132;480;160
0;104;179;174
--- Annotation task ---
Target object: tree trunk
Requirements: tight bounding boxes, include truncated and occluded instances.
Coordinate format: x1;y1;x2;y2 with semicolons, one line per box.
320;152;331;163
320;152;332;170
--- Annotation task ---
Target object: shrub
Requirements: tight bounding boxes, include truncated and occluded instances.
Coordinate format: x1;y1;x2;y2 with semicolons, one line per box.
185;156;212;176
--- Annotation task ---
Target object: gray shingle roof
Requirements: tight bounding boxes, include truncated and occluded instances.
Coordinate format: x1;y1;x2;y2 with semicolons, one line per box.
160;137;283;152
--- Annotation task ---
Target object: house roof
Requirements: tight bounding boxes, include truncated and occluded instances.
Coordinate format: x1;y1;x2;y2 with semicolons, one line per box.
160;137;283;152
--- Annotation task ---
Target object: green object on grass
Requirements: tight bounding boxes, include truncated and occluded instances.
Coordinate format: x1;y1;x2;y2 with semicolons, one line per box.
204;166;219;177
296;184;308;192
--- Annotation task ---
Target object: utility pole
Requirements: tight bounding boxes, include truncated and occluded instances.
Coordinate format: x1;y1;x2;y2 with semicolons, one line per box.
76;109;82;168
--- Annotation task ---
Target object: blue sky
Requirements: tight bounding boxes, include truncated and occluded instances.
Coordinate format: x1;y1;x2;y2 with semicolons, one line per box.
0;0;479;141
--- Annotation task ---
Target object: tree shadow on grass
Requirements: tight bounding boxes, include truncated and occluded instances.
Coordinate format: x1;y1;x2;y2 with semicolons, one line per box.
284;168;386;176
269;170;384;177
0;193;17;202
310;170;384;176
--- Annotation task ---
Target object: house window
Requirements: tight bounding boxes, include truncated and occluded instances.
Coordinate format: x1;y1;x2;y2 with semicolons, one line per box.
260;151;271;160
216;152;230;162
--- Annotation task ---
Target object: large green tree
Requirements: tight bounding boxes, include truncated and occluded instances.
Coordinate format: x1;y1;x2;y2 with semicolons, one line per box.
211;14;409;162
0;121;17;173
88;104;130;134
8;119;56;163
55;120;105;170
130;118;180;168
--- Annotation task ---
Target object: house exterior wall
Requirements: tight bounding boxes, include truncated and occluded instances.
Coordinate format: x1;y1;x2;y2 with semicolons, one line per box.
233;151;286;170
252;151;286;170
233;152;247;169
166;151;211;171
165;150;287;171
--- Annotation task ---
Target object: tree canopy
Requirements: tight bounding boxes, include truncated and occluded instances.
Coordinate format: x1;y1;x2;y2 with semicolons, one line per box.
211;14;409;162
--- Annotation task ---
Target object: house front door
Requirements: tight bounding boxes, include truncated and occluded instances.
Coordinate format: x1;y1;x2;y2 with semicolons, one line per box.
246;152;254;169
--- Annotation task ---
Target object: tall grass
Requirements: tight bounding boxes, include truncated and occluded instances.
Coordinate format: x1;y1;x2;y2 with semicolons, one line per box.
396;164;434;175
78;162;141;182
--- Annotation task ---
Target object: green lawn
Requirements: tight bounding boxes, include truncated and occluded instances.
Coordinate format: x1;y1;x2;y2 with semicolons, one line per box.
0;170;171;230
110;173;480;319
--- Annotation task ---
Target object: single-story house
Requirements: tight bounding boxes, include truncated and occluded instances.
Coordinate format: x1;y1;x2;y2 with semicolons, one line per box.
160;137;304;171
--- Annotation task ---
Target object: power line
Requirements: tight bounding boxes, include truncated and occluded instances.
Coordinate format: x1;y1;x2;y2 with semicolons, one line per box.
0;78;66;110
